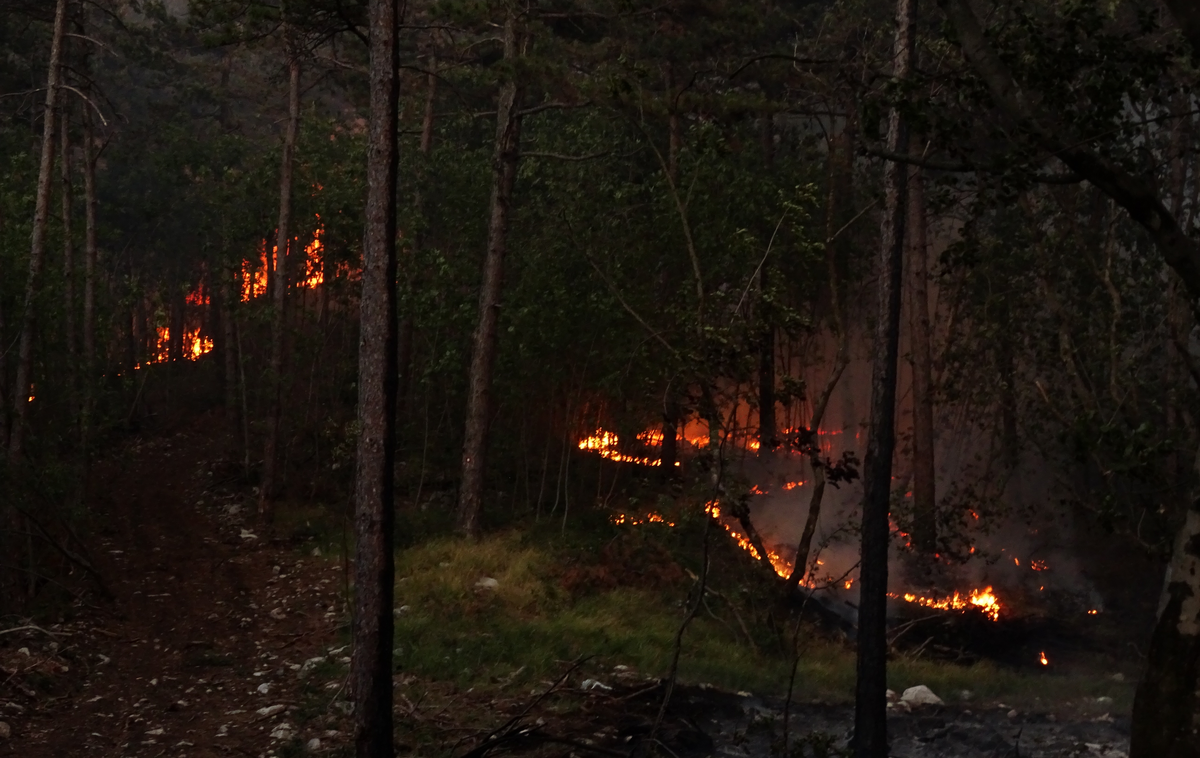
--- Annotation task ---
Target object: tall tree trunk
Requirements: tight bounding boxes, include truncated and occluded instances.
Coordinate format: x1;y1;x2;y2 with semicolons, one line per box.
221;265;239;443
907;159;936;555
0;296;7;453
456;12;522;537
854;0;914;755
81;77;98;460
61;105;78;422
399;49;437;420
757;116;776;455
260;47;302;520
352;0;400;754
658;84;683;473
169;290;184;363
786;109;853;590
9;0;67;462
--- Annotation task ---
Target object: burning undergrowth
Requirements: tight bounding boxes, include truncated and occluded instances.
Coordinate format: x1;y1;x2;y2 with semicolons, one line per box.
576;414;1116;671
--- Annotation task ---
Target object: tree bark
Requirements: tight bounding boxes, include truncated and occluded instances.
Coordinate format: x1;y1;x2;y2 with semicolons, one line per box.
907;160;936;555
854;0;915;755
221;265;239;442
351;0;400;754
399;49;437;420
81;75;98;460
61;103;78;421
456;11;522;538
658;86;684;474
9;0;68;462
260;45;302;520
1131;498;1200;758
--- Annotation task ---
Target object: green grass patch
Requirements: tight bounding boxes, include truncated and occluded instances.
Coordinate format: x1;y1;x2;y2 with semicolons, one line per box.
392;530;792;694
388;529;1138;712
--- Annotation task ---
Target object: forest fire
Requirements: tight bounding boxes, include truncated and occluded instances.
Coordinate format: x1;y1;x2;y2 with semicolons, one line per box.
145;326;213;365
241;218;327;301
889;587;1002;621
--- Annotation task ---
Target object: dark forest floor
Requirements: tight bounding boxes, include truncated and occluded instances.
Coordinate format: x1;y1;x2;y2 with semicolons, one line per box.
0;412;1136;758
3;415;356;756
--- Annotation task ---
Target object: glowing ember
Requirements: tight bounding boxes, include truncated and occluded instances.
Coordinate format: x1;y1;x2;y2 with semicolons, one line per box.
782;481;807;490
1030;559;1048;571
611;512;676;527
1039;651;1049;666
1088;609;1099;615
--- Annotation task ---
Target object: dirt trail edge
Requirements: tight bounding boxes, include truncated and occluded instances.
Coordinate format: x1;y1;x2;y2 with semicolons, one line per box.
3;425;354;757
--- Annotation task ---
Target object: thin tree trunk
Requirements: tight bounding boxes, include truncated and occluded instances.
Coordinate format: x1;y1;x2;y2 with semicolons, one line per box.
81;77;98;461
854;0;914;755
659;90;684;473
9;0;68;462
907;159;936;555
169;290;183;363
758;114;776;453
0;296;7;453
61;105;78;422
222;265;239;443
260;46;302;520
786;111;853;591
399;49;437;421
351;0;400;754
456;12;522;537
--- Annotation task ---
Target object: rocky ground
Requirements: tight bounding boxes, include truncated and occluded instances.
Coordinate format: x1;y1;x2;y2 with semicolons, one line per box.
0;418;1134;758
1;424;355;757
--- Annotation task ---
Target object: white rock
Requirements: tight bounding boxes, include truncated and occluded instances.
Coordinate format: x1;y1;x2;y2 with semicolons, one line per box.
885;689;898;702
311;547;322;557
475;577;499;590
270;722;294;740
306;737;322;752
240;529;258;540
257;704;286;717
146;727;164;736
299;656;326;677
0;722;11;739
1007;709;1019;719
900;685;943;706
216;724;229;737
270;608;287;620
256;683;271;694
1110;673;1125;682
17;648;29;657
581;678;612;691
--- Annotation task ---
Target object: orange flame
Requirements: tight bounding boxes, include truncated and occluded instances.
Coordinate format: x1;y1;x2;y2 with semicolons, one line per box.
889;587;1002;621
577;428;678;467
611;512;676;527
1039;651;1049;665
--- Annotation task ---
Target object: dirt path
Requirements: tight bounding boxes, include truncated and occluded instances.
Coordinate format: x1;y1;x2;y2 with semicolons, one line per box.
3;423;354;757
